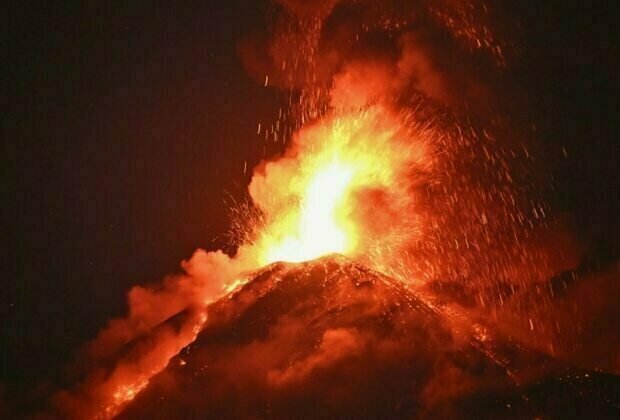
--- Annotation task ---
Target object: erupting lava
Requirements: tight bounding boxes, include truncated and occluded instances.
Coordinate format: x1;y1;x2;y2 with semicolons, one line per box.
262;161;355;263
250;105;430;266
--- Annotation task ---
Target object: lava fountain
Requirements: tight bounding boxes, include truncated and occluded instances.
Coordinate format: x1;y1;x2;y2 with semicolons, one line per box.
249;105;433;267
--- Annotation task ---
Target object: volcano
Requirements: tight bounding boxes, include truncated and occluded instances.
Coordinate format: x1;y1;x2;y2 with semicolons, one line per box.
114;255;619;419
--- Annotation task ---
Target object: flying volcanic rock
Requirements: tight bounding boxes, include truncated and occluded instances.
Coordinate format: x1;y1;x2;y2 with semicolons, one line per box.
117;255;620;419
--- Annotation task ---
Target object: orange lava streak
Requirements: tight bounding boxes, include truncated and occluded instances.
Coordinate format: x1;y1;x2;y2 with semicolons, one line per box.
96;312;208;420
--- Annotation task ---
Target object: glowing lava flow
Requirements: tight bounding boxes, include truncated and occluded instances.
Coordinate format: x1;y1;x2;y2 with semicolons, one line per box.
86;311;208;420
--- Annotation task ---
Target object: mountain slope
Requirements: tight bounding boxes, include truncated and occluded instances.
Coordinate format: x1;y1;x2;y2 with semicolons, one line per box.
119;255;620;418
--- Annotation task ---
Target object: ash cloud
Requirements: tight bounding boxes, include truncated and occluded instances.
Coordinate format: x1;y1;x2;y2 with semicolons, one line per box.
240;0;506;114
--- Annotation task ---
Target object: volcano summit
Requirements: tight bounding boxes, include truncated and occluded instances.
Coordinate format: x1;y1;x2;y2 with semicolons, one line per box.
115;255;619;418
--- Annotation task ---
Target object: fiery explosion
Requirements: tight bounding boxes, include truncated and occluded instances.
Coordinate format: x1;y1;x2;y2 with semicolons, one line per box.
48;1;620;419
251;105;430;266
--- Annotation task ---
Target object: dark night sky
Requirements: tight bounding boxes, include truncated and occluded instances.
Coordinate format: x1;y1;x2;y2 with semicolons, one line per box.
2;1;282;389
2;0;619;394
